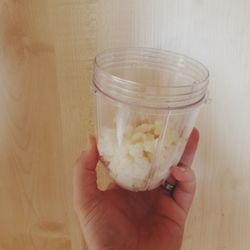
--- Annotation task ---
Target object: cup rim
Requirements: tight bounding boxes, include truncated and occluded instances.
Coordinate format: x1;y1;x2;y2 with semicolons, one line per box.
94;47;209;89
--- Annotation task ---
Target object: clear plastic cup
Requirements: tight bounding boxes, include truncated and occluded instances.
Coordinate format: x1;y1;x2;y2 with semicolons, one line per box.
93;47;209;191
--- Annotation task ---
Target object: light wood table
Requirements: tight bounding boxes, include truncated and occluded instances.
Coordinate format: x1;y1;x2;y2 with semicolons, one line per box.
0;1;249;249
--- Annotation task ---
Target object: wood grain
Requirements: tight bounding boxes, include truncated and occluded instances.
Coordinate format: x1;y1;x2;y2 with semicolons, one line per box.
0;0;250;249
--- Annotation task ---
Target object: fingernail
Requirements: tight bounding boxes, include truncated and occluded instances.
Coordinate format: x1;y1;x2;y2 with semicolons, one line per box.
177;166;186;172
170;166;176;170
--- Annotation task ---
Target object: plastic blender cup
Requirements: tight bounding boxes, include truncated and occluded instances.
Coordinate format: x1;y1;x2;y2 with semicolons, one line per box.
93;47;209;191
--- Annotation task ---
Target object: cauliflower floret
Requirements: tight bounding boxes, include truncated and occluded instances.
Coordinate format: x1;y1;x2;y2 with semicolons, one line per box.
129;142;144;158
166;126;179;147
154;119;163;136
135;123;154;133
98;119;181;191
98;128;116;159
130;132;144;144
143;133;157;153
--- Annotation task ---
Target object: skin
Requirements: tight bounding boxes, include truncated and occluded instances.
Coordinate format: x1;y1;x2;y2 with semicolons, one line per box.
74;128;199;250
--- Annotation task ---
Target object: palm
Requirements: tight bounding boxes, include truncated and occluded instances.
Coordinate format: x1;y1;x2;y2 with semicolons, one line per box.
74;129;199;250
83;188;184;250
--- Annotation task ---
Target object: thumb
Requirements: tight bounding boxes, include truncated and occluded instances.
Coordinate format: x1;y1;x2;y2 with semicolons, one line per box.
179;128;199;167
73;136;101;213
171;166;196;212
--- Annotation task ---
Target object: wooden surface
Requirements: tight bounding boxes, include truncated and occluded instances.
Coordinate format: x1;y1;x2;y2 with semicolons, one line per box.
0;0;250;249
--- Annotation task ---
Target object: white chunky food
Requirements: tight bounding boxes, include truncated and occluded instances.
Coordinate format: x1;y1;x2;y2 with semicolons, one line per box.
98;119;184;191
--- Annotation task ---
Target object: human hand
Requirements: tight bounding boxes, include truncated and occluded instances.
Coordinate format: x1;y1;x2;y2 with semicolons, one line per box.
74;129;199;250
